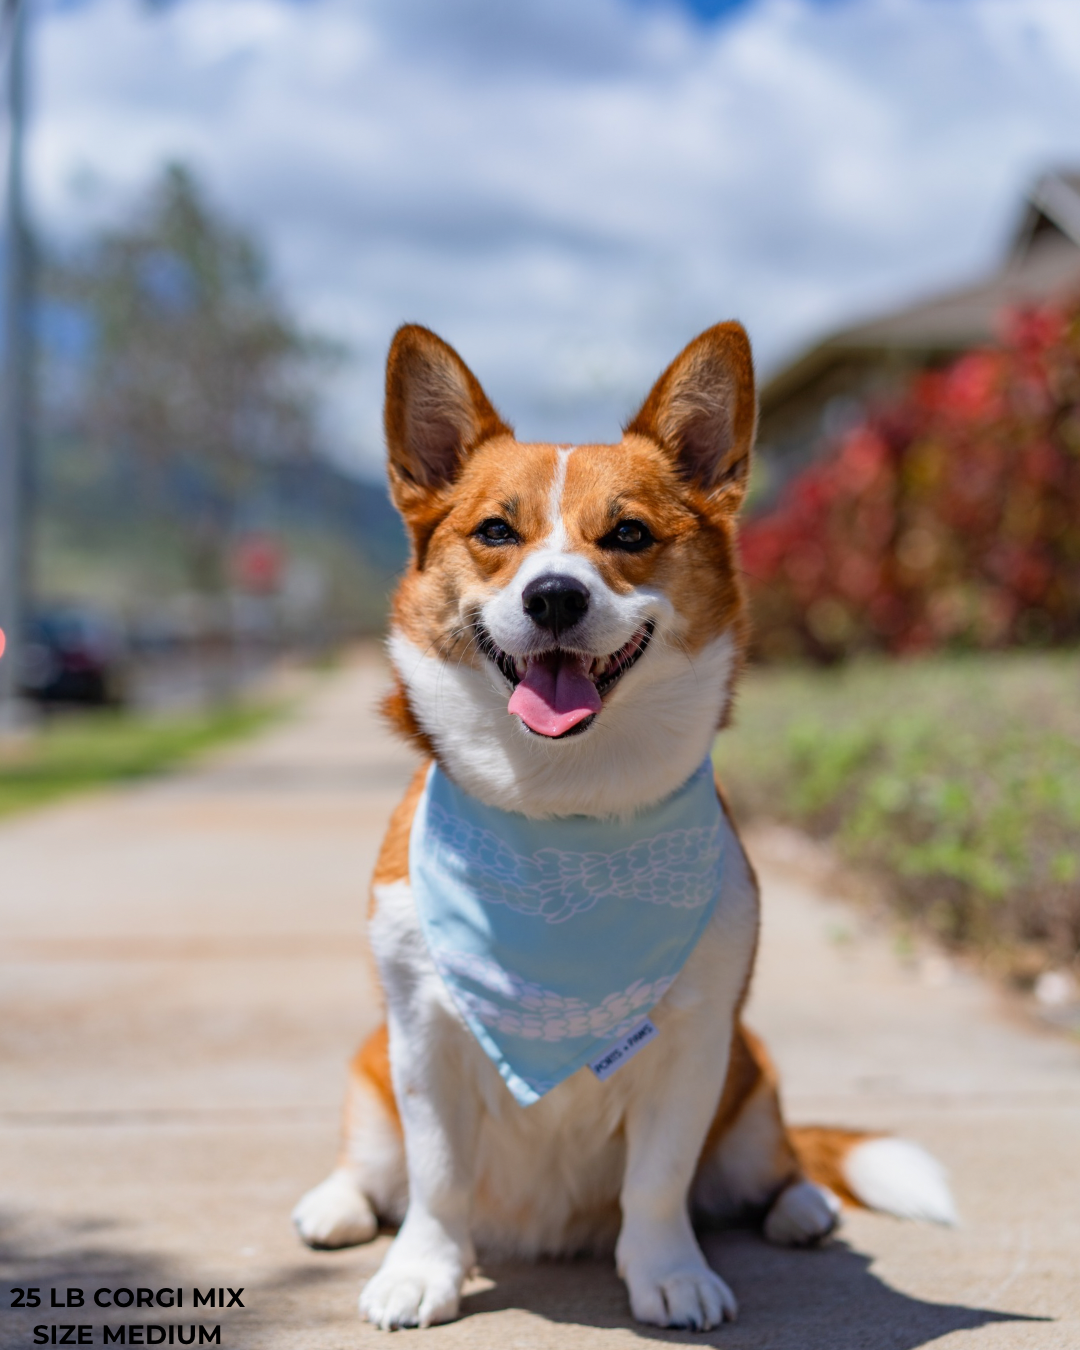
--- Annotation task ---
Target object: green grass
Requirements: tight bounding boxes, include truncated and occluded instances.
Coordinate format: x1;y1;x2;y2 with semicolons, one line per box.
715;652;1080;974
0;700;280;820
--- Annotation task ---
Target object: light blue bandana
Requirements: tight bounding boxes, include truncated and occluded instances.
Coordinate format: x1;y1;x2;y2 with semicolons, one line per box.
409;758;730;1106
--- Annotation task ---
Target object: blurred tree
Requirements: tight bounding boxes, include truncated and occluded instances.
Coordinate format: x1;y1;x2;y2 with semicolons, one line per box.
51;163;339;596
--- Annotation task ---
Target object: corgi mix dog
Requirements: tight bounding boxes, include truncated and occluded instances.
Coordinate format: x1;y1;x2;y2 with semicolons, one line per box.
293;323;955;1331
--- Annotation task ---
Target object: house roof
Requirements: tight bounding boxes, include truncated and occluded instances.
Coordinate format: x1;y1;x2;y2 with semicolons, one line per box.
760;171;1080;417
1014;170;1080;254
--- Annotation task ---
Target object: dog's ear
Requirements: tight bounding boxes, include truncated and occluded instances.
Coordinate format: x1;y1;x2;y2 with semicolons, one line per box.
385;325;512;513
625;322;756;511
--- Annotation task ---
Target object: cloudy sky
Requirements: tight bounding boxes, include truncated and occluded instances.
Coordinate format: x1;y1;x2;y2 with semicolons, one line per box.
27;0;1080;475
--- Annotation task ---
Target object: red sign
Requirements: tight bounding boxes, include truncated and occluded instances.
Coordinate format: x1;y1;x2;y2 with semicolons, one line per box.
233;534;284;595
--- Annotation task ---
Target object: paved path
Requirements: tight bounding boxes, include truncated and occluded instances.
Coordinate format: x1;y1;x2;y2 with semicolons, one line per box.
2;654;1078;1349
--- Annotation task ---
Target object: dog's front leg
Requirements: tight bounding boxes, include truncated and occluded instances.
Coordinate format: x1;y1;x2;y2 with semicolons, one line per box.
616;1014;738;1331
359;1007;481;1330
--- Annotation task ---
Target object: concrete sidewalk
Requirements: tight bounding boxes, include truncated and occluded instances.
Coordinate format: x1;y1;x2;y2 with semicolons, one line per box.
2;653;1077;1349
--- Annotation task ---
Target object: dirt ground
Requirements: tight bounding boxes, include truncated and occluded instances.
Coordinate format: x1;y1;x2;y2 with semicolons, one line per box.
3;651;1078;1349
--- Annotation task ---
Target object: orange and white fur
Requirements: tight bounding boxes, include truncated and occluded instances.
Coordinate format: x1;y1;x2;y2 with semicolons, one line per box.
293;322;955;1331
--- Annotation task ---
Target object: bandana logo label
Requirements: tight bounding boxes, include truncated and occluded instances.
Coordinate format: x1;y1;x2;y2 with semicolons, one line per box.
588;1018;659;1082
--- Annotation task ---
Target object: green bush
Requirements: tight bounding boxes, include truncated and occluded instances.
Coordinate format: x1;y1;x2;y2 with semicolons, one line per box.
716;652;1080;969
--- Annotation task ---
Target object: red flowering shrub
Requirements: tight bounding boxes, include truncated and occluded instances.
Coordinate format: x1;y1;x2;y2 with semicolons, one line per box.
743;298;1080;660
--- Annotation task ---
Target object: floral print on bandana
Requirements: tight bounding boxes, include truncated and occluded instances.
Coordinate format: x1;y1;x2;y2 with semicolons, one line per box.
426;800;722;924
432;946;675;1043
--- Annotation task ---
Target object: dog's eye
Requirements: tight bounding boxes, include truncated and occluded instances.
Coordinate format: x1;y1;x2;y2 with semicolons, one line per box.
599;519;654;553
475;517;519;546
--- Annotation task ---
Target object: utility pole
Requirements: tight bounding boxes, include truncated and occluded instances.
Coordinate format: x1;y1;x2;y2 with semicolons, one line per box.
0;0;31;727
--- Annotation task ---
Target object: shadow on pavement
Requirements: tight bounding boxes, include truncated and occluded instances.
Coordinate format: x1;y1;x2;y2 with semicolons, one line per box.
0;1210;250;1349
462;1230;1044;1348
3;1211;1047;1348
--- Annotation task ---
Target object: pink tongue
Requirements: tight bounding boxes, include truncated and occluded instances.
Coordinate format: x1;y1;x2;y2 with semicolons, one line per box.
507;652;602;737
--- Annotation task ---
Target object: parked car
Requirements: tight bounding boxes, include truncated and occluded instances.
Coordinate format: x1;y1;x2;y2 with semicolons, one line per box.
21;607;130;707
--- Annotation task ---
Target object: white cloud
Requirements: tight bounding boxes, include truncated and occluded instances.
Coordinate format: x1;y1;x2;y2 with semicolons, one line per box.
28;0;1080;473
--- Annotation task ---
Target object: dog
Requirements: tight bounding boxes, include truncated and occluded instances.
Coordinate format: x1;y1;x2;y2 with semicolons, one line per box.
292;321;956;1331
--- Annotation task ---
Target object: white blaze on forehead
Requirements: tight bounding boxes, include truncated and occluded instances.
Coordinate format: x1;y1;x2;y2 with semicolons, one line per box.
543;446;575;553
480;440;658;656
479;439;662;660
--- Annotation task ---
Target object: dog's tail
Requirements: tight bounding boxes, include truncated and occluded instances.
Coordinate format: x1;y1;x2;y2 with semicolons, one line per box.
790;1125;958;1225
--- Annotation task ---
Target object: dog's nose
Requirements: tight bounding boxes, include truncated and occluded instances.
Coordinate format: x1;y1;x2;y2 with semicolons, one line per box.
522;574;590;636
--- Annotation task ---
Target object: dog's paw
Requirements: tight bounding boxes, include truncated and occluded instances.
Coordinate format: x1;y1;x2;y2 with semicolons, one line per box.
360;1259;461;1330
625;1263;737;1331
292;1169;377;1249
763;1180;841;1247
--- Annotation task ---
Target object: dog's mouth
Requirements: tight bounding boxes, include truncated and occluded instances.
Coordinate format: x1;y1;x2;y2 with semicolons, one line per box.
476;622;654;739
